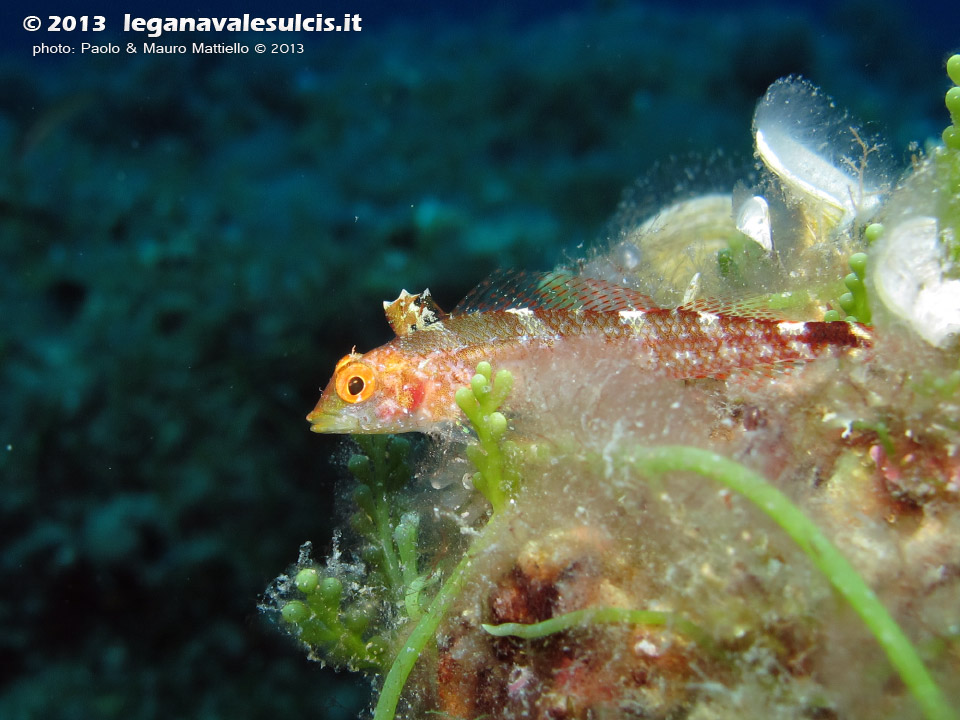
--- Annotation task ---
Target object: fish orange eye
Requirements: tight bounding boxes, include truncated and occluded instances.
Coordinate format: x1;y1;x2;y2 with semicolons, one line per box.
335;362;375;403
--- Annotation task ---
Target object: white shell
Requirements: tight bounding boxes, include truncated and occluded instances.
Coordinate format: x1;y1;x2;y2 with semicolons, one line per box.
735;195;773;253
619;193;740;295
873;215;960;347
753;78;884;231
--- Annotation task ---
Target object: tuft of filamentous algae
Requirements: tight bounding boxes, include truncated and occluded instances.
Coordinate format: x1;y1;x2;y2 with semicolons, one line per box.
268;57;960;720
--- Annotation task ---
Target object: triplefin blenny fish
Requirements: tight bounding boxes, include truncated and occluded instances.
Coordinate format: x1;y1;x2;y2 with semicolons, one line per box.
307;271;871;434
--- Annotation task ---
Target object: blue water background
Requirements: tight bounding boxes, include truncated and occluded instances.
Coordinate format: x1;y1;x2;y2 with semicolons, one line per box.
0;1;954;718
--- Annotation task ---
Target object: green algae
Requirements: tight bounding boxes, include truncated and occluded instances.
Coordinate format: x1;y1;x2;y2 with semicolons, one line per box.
274;54;960;720
624;445;956;720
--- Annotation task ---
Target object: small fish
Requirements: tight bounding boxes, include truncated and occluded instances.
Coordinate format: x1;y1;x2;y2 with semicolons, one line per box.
307;271;871;434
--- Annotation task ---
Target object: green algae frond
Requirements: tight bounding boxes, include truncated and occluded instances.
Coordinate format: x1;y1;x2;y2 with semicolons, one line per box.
374;363;518;720
280;568;388;672
482;606;716;654
475;437;956;720
943;54;960;152
454;361;518;512
624;445;957;720
267;435;431;674
375;364;955;720
275;57;960;720
940;55;960;257
824;251;871;323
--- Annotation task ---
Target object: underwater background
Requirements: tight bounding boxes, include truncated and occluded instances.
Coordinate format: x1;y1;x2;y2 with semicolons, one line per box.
0;0;954;718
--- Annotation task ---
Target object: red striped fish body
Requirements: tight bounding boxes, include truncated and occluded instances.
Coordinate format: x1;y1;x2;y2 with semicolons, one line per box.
306;271;871;434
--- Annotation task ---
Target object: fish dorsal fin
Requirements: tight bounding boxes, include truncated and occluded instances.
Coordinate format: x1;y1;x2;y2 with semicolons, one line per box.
677;296;784;321
452;270;660;314
383;289;446;337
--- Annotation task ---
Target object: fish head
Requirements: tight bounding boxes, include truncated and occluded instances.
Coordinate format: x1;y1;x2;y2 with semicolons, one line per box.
306;348;433;434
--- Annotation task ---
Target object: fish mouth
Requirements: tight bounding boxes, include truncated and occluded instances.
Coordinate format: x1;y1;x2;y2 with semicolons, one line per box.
306;409;361;434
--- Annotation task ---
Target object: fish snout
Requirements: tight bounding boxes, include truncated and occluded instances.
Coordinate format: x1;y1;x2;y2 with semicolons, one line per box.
306;399;361;434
